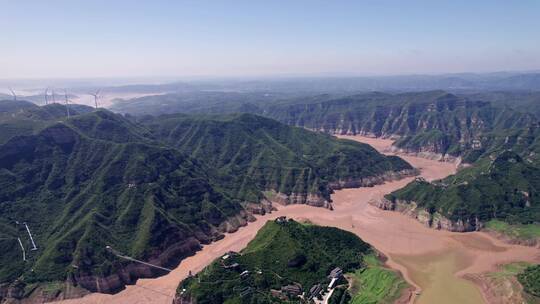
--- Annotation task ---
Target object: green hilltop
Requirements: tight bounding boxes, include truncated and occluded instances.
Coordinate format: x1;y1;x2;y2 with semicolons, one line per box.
175;219;408;304
387;151;540;230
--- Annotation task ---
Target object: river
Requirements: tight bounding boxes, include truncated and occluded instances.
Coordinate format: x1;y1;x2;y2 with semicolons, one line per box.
54;135;540;304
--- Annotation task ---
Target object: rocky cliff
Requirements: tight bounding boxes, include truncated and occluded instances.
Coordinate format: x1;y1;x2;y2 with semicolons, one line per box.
371;198;481;232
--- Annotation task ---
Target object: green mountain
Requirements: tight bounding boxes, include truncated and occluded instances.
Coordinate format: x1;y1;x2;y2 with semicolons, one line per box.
113;91;538;162
109;91;540;234
141;113;413;207
175;219;408;304
0;103;411;302
260;91;536;162
384;151;540;231
0;100;94;145
254;91;540;232
382;119;540;233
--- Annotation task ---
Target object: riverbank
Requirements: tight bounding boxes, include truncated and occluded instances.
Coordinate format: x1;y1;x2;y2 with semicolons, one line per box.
53;135;540;304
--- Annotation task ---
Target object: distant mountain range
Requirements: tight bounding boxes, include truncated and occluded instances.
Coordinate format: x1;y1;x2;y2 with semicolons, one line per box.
75;71;540;94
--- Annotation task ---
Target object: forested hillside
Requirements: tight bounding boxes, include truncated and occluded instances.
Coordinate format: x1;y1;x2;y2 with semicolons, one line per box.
175;219;408;304
0;100;411;302
141;113;413;206
113;90;538;162
112;90;540;236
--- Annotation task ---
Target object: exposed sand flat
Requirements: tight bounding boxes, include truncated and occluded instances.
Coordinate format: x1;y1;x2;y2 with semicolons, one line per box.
53;135;540;304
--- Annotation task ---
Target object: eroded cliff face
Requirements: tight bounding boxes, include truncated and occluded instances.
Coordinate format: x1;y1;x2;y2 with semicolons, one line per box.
370;198;481;232
280;95;536;162
2;168;417;304
267;169;418;210
0;281;90;304
328;169;418;190
386;145;463;164
0;208;260;304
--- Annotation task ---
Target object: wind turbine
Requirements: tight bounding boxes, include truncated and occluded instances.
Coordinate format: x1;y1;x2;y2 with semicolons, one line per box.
44;88;49;105
89;89;101;109
64;90;71;119
8;87;17;101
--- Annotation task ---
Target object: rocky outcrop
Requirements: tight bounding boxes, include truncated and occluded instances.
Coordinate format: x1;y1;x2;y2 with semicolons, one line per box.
0;281;89;304
386;146;463;164
266;169;418;210
371;198;481;232
0;208;262;304
265;190;333;209
328;169;418;190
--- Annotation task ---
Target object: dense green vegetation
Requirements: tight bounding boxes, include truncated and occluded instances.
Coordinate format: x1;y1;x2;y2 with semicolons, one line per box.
0;100;409;299
518;264;540;297
141;113;411;203
0;113;241;291
257;90;540;229
0;100;93;144
113;90;540;232
114;91;537;161
387;151;540;227
176;219;376;303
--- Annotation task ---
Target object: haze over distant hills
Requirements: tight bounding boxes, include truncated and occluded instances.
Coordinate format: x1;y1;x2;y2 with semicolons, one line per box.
1;71;540;304
3;71;540;96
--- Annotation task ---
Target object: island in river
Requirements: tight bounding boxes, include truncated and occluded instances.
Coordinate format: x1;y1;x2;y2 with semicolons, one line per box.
53;135;540;304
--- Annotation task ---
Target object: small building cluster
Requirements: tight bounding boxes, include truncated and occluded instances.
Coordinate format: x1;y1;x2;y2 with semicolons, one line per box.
328;267;343;279
214;243;347;303
471;139;482;149
308;267;344;301
308;283;322;300
221;251;241;269
275;216;288;224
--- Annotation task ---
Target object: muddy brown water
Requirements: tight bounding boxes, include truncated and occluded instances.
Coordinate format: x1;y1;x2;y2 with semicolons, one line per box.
53;135;540;304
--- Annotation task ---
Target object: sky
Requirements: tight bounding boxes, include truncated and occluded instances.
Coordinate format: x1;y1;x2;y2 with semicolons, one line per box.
1;0;540;79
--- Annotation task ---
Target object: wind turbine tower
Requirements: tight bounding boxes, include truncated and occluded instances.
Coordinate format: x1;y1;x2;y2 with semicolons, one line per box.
44;88;49;105
90;89;101;109
8;87;17;101
64;90;71;119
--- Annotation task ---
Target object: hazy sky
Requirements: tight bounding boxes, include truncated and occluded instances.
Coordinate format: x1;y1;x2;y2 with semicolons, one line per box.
1;0;540;79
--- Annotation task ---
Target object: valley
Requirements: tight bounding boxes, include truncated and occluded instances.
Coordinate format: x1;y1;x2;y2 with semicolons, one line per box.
54;136;539;304
3;3;540;303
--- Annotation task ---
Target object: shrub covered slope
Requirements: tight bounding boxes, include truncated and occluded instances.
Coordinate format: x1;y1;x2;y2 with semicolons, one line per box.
0;100;410;300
